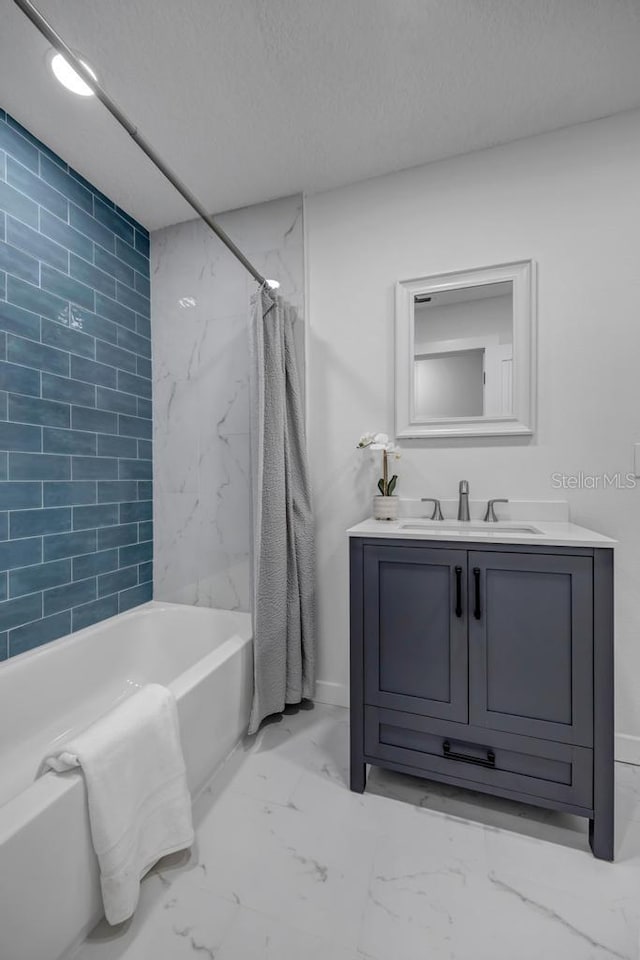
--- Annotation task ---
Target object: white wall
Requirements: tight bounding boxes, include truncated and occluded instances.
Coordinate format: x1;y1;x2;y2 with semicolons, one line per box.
151;195;303;612
306;110;640;760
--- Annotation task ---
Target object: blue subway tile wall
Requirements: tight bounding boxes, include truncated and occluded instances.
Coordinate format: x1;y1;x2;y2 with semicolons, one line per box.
0;108;152;660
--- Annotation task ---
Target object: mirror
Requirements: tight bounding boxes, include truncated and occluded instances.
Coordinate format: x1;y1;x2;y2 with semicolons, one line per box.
413;281;513;419
395;261;535;439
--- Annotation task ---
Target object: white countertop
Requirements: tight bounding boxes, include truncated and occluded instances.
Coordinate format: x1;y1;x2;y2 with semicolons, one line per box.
347;517;616;549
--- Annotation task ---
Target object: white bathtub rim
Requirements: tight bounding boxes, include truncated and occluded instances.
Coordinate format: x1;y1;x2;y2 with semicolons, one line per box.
0;644;253;839
0;763;79;844
170;632;250;700
0;600;252;673
0;601;152;675
0;603;253;840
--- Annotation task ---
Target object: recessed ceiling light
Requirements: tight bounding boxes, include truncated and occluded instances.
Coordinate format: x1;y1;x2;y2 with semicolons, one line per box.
50;52;97;97
178;297;197;308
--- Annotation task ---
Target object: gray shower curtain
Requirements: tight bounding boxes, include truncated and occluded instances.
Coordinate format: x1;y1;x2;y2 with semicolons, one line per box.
248;284;315;734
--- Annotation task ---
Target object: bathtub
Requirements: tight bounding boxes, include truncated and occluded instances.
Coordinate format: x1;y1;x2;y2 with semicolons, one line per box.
0;600;253;960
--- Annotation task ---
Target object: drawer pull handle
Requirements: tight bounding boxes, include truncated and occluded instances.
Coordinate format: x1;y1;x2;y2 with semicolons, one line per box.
454;566;463;618
443;739;495;768
473;567;481;620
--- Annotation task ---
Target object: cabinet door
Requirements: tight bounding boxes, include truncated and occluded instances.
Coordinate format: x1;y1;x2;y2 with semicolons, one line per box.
363;544;468;722
468;551;593;746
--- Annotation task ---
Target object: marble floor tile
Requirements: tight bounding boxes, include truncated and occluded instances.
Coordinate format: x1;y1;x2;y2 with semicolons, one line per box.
449;873;632;960
71;704;640;960
357;819;489;960
214;904;363;960
191;789;379;950
76;883;239;960
215;739;305;806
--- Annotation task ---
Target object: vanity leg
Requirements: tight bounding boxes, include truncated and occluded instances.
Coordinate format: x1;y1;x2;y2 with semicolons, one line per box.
589;810;614;861
350;756;367;793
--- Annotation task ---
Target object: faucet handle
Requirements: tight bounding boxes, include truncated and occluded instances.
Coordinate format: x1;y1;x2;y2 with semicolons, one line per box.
421;498;444;521
484;498;509;522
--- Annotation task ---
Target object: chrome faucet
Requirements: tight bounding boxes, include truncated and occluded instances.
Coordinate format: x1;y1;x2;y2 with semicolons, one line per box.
457;480;470;521
484;498;509;522
421;497;444;520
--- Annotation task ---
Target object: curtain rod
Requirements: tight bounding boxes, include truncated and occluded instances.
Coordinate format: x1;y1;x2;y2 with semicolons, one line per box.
12;0;270;289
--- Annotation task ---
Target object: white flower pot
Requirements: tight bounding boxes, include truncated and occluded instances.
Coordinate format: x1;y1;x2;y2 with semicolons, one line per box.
373;496;399;521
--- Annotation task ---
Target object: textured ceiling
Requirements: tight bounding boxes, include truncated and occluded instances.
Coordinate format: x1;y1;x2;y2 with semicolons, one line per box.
1;0;640;230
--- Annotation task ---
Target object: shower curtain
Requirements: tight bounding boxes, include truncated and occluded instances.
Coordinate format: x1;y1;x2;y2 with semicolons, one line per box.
248;284;315;734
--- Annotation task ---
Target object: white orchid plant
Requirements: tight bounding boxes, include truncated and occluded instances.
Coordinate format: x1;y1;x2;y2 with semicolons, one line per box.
357;432;401;497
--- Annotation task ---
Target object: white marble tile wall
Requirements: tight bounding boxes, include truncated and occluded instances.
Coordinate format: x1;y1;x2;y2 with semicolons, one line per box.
151;195;304;610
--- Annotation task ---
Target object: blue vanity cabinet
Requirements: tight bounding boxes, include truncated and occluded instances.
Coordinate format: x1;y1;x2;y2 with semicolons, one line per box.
363;545;468;722
467;551;594;746
350;537;614;861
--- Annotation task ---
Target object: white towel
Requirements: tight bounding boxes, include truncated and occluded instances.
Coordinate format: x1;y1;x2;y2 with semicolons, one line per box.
44;683;194;925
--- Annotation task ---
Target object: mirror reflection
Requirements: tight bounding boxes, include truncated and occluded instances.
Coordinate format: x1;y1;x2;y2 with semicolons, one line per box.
413;281;513;420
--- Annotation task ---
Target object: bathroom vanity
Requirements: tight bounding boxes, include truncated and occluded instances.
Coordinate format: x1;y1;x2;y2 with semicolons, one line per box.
348;516;615;859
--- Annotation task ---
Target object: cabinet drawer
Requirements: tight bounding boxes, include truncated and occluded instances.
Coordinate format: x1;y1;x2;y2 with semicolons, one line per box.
364;707;593;811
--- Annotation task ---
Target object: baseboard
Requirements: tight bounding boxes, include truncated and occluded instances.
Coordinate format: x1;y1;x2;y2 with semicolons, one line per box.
314;680;349;708
616;733;640;766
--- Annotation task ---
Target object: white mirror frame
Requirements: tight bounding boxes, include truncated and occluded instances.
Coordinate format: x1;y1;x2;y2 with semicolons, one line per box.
395;260;537;439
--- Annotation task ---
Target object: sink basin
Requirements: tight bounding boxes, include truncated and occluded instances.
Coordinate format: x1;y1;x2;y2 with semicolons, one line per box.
400;521;543;535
